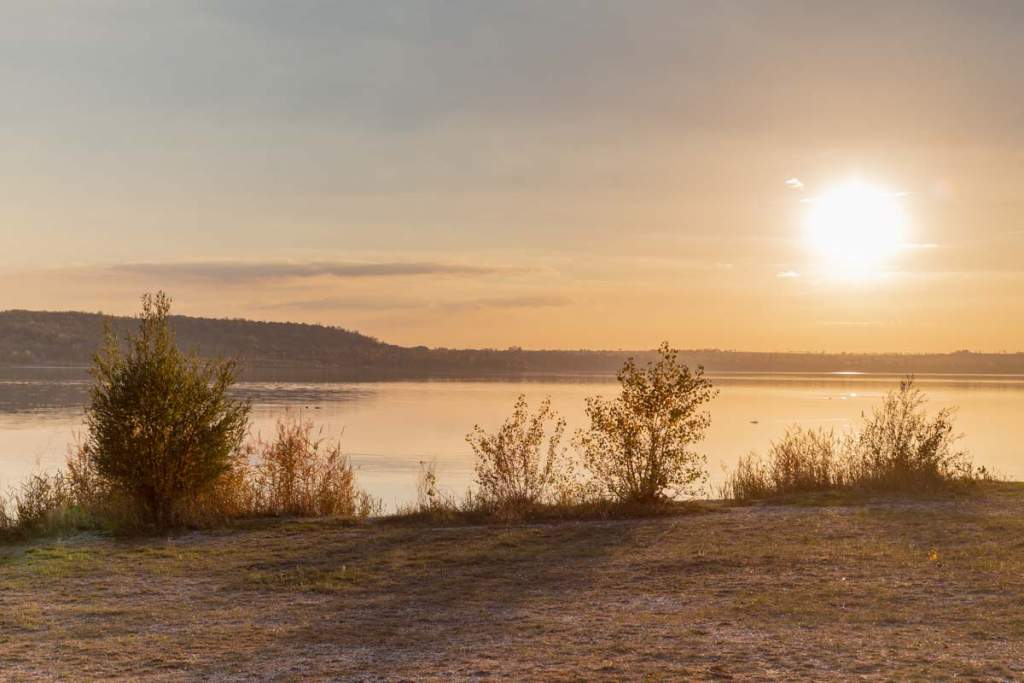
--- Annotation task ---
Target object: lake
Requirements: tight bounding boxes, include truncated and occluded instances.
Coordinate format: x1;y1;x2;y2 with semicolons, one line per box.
1;372;1023;509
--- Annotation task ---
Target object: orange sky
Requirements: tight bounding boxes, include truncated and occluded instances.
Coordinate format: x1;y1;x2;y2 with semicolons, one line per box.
2;2;1022;351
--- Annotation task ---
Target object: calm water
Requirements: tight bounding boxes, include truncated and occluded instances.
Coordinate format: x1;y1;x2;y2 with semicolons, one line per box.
1;373;1023;509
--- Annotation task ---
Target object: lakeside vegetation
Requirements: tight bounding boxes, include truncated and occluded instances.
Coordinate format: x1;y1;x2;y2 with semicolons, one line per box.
725;378;988;501
0;293;991;539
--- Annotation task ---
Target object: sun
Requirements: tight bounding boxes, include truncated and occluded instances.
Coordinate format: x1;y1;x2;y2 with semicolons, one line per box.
803;179;908;277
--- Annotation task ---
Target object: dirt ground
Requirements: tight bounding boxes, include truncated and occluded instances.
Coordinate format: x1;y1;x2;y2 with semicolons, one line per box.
2;484;1024;681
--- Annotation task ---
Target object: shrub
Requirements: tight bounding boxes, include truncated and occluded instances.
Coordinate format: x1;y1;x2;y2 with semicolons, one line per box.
7;472;76;533
466;395;575;510
849;377;981;490
0;439;130;537
575;342;717;502
726;427;847;500
726;378;986;500
82;292;250;527
247;418;378;518
0;465;99;537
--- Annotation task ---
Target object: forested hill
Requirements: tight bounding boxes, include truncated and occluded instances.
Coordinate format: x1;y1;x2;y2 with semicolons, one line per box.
2;309;1023;378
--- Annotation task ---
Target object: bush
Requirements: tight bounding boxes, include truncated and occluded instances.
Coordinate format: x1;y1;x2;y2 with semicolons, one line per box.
83;292;250;527
246;418;378;518
726;378;986;500
575;342;717;502
4;472;77;534
849;377;980;489
466;395;576;511
727;428;847;500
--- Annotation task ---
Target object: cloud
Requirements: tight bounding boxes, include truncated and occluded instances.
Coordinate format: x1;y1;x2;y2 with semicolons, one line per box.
776;270;800;278
785;178;804;190
442;295;572;312
109;260;508;283
256;294;571;314
814;321;884;327
256;296;425;312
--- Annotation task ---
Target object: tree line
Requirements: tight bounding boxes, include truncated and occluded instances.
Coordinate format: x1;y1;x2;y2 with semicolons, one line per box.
2;309;1024;377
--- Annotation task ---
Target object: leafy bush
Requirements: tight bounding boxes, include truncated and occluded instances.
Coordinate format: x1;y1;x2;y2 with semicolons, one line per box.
466;395;577;510
83;292;250;527
575;342;717;502
726;378;986;500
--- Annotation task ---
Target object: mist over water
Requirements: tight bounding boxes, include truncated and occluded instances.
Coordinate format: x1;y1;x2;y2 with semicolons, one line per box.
2;373;1022;509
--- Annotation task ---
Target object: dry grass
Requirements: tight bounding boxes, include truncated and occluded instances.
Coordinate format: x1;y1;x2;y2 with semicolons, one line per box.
240;419;380;519
726;379;988;501
3;482;1023;680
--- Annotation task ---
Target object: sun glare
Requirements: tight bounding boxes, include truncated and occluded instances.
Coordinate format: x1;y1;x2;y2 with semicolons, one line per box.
803;179;908;277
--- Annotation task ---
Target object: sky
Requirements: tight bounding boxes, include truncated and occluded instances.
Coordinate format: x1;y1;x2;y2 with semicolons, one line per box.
2;1;1023;352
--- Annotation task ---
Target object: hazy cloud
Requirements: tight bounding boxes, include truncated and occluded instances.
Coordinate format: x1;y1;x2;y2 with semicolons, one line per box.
256;296;426;312
776;270;800;278
785;178;804;190
814;321;885;327
442;295;572;312
256;293;571;314
110;261;508;283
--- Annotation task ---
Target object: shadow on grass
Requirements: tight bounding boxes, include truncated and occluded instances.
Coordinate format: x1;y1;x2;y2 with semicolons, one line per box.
726;479;997;509
379;498;722;527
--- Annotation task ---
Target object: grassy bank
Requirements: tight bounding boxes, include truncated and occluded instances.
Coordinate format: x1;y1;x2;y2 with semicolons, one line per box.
2;482;1023;680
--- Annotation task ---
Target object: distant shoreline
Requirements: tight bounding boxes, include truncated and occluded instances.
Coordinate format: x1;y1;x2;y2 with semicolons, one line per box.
3;309;1024;378
4;364;1024;386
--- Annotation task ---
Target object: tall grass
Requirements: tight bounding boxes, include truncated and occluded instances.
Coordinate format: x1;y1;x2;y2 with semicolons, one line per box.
180;417;381;523
245;419;379;518
726;378;987;501
727;427;847;500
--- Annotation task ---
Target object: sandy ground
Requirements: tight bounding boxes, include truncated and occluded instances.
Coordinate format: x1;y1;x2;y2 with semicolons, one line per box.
2;485;1024;681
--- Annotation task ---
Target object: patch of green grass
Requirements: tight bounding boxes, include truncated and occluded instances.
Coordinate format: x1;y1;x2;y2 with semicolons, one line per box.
242;565;365;593
0;601;45;633
18;544;102;578
383;498;718;527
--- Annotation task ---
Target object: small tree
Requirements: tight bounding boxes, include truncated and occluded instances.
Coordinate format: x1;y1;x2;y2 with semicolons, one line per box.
467;395;569;510
575;342;716;502
84;292;250;526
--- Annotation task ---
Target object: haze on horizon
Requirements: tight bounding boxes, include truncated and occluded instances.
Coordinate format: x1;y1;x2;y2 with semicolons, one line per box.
2;1;1023;353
